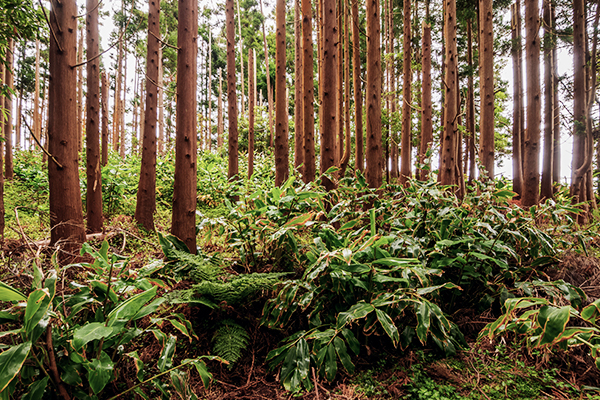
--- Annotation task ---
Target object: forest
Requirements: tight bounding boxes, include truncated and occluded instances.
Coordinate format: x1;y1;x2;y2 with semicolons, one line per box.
0;0;600;398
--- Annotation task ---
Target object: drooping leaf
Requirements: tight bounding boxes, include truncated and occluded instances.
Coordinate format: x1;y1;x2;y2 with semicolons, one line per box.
376;309;399;346
106;287;157;326
72;323;113;350
21;376;49;400
84;351;115;394
0;342;31;392
333;337;354;374
0;281;25;302
537;306;571;346
158;335;177;372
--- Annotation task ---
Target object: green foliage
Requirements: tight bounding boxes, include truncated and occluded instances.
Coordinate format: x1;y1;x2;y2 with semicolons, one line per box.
0;241;218;399
212;320;250;367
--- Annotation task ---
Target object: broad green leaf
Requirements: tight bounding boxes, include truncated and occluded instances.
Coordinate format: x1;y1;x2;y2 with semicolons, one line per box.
21;376;49;400
324;344;337;382
158;335;177;372
0;342;31;392
24;289;50;337
336;302;375;329
416;302;431;345
537;306;570;346
188;359;213;388
283;213;313;228
0;281;25;302
106;287;157;326
376;309;399;346
582;299;600;324
84;351;114;394
60;363;82;386
169;319;192;342
73;323;113;350
133;297;165;320
333;337;354;374
296;338;310;380
341;328;360;355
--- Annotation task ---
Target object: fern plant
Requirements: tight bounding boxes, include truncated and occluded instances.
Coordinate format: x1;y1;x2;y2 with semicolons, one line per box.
212;320;250;368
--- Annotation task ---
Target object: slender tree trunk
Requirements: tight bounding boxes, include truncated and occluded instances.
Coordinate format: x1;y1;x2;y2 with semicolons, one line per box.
208;31;212;152
522;0;541;207
365;0;382;188
418;22;432;180
400;0;412;185
227;0;239;180
322;0;338;190
352;0;364;173
259;0;274;147
467;20;476;183
48;0;86;253
172;0;198;252
511;2;524;196
479;0;494;179
139;80;145;154
0;66;3;238
102;72;109;166
248;49;255;178
302;0;316;182
114;7;124;153
218;68;224;149
85;0;102;233
135;0;160;231
336;0;343;166
551;0;560;186
34;39;41;149
540;0;554;199
339;0;351;177
158;44;164;154
4;39;13;180
275;0;289;186
78;27;84;153
440;0;458;186
120;51;127;158
295;0;304;172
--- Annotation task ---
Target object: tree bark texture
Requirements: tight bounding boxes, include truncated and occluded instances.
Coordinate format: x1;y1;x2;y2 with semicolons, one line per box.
466;20;476;183
227;0;239;180
77;27;84;153
418;22;432;180
352;0;364;173
479;0;494;179
34;39;41;149
135;0;160;231
4;39;13;180
321;0;339;190
302;0;316;183
259;0;274;147
294;0;304;172
48;0;86;251
541;0;554;200
86;0;103;233
439;0;458;186
275;0;289;186
217;69;224;149
400;0;412;185
339;0;352;177
551;0;560;186
158;44;165;154
101;72;109;166
511;2;524;197
171;0;198;253
522;0;541;207
365;0;382;188
248;49;255;178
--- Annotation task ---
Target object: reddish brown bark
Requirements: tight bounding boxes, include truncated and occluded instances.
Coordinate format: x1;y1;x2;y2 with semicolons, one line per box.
171;0;198;253
339;0;351;177
4;39;13;180
479;0;494;179
77;27;84;153
48;0;86;252
352;0;363;173
365;0;382;188
101;72;109;166
466;20;476;183
511;2;524;196
135;0;160;231
259;0;274;147
321;0;338;190
294;0;304;173
418;22;432;180
400;0;412;185
541;0;554;200
86;0;103;233
248;49;255;178
302;0;316;183
217;69;224;149
275;0;289;186
227;0;239;180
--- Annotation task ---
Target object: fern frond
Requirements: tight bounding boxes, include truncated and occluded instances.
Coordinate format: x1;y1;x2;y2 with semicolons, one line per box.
212;320;249;367
193;272;288;305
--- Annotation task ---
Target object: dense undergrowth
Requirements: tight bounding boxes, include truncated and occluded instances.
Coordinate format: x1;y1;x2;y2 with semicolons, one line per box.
2;149;600;399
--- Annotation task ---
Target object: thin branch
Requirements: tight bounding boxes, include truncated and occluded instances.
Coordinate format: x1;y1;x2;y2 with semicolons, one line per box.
40;0;63;53
21;115;63;169
71;2;135;69
76;0;104;18
150;30;178;50
145;74;175;95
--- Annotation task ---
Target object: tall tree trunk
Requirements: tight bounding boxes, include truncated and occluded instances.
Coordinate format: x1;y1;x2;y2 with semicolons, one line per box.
34;39;41;149
302;0;316;182
218;68;224;149
48;0;86;253
86;0;102;233
171;0;198;253
135;0;160;231
467;20;476;183
0;65;3;238
479;0;494;179
295;0;304;172
114;7;124;153
352;0;364;173
102;72;109;166
249;49;255;178
400;0;412;185
339;0;352;176
227;0;239;180
275;0;289;186
120;51;127;158
236;0;245;116
322;0;338;190
365;0;382;188
78;27;84;153
158;44;164;154
511;2;524;196
440;0;458;186
4;39;13;180
336;0;343;166
522;0;541;206
259;0;274;147
540;0;554;199
418;21;432;180
551;0;560;186
208;31;212;152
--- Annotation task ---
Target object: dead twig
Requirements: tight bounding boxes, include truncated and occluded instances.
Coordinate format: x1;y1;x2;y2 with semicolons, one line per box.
46;324;72;400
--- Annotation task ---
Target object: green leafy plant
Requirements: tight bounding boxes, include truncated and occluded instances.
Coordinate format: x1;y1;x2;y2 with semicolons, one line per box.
212;320;250;368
